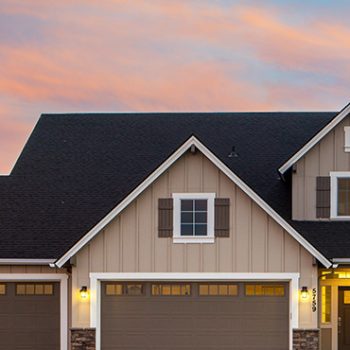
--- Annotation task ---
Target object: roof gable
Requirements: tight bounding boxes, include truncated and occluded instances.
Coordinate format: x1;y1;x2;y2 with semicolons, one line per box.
279;103;350;174
55;136;331;267
0;112;338;262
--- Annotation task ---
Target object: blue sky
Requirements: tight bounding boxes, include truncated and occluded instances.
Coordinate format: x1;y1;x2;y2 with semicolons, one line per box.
0;0;349;173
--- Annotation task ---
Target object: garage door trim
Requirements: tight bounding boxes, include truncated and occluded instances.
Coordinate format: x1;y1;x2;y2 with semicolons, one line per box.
90;272;299;350
0;273;68;350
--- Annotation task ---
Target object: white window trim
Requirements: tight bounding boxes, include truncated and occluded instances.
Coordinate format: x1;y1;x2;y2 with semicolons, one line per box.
172;193;215;243
0;273;68;350
345;127;350;152
330;172;350;220
90;272;299;350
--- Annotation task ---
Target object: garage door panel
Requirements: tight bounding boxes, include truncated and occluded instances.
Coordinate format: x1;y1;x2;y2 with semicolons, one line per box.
101;281;289;350
0;282;60;350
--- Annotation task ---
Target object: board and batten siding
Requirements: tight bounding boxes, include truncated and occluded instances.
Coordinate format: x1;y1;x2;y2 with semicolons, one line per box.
72;151;317;328
293;115;350;220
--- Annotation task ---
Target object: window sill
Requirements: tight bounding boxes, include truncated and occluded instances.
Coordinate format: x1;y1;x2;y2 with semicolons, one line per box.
330;216;350;220
173;236;215;244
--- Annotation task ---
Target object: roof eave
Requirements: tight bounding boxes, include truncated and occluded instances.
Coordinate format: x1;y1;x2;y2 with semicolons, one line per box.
279;102;350;174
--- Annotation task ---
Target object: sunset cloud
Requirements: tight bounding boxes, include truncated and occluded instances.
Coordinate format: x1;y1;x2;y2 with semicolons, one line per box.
0;0;349;173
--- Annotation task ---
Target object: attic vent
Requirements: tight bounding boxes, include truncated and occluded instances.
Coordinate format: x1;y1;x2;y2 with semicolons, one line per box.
228;146;239;158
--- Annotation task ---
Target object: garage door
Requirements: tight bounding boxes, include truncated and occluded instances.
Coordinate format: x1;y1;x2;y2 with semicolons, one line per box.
0;282;60;350
101;281;289;350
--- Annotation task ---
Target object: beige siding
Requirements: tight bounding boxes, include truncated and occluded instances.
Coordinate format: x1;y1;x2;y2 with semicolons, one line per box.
293;115;350;220
72;150;317;328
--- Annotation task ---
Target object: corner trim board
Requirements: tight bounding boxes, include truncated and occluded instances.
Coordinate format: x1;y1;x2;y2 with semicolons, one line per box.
0;273;68;350
55;136;331;268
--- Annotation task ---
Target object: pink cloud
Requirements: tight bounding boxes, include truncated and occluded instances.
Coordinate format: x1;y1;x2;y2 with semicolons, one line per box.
0;1;349;173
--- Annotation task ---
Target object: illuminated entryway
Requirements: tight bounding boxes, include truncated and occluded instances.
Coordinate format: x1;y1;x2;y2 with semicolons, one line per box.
320;269;350;350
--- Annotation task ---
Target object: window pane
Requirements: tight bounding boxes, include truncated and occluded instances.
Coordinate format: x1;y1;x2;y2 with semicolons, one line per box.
26;284;35;295
199;284;209;295
195;212;207;223
35;284;44;295
218;285;228;295
338;178;350;216
181;200;193;211
338;178;350;190
195;200;207;211
181;224;193;236
16;284;26;295
209;285;218;295
106;284;116;295
181;285;191;296
321;286;331;323
181;212;193;223
194;224;207;236
0;284;6;295
228;285;238;296
126;284;143;295
44;284;53;295
161;285;171;295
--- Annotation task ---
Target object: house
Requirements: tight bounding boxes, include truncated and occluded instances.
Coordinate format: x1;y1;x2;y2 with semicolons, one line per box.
1;105;350;350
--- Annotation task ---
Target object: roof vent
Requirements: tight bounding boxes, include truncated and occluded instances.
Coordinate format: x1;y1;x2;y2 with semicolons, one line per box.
228;146;239;158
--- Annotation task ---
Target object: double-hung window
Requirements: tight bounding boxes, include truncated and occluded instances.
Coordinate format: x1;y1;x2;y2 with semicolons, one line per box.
173;193;215;243
330;172;350;219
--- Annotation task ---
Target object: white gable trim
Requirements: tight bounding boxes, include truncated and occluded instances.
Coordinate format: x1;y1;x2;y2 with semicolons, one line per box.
55;136;331;268
279;103;350;174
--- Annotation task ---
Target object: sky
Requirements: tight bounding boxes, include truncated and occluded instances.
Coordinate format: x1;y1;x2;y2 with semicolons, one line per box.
0;0;350;174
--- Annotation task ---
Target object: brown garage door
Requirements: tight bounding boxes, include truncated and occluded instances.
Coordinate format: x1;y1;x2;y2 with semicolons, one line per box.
101;281;289;350
0;282;60;350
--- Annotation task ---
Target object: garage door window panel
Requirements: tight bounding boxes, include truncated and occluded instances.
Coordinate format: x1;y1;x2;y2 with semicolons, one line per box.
0;284;6;295
245;284;285;296
199;284;238;296
152;284;191;296
16;283;54;296
105;283;144;296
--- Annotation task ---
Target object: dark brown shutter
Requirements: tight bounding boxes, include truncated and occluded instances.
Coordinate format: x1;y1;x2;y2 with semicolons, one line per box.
158;198;173;237
316;176;330;218
215;198;230;237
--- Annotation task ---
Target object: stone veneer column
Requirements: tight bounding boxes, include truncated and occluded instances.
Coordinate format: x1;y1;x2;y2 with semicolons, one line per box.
71;328;96;350
293;329;319;350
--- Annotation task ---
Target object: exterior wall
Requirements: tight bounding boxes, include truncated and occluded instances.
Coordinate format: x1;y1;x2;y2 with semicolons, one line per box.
71;151;318;329
293;115;350;220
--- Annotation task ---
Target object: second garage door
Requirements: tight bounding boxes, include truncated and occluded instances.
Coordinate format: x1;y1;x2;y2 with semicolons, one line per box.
101;281;289;350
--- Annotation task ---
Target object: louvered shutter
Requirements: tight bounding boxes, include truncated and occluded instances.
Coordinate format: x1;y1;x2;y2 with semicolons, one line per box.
316;176;330;218
158;198;173;237
214;198;230;237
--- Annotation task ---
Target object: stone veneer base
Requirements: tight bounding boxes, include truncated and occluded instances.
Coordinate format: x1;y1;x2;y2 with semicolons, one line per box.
71;328;96;350
293;329;319;350
70;327;319;350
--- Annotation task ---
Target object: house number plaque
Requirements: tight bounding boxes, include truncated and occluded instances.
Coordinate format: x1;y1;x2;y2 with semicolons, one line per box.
312;288;317;312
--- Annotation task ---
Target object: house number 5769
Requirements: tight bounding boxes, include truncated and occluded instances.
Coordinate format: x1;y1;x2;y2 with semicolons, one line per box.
312;288;317;312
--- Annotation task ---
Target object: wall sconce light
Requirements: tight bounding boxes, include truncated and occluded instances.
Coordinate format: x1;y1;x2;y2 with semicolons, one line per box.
300;286;309;301
80;286;89;300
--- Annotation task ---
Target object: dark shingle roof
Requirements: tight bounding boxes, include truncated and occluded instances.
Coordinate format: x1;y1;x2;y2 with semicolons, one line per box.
1;111;348;261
